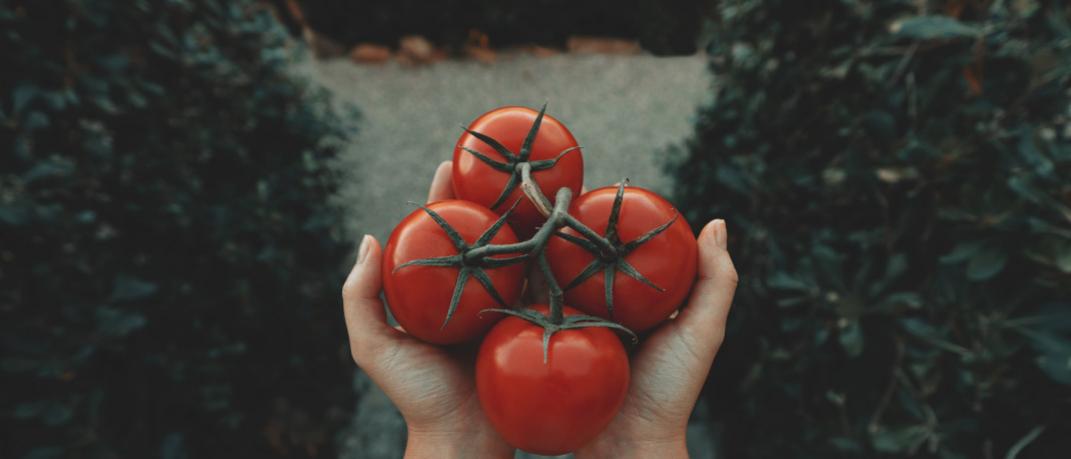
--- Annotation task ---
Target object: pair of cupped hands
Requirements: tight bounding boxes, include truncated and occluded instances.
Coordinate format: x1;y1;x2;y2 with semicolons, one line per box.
342;161;739;458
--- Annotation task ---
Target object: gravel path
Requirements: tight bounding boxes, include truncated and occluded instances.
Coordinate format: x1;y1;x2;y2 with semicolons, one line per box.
303;51;716;459
306;51;711;242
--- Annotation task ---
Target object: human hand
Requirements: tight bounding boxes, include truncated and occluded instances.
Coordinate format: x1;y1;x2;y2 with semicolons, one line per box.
341;161;514;459
574;218;738;459
345;160;737;458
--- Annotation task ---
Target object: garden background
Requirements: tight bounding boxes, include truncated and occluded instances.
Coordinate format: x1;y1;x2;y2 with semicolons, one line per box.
3;0;1069;458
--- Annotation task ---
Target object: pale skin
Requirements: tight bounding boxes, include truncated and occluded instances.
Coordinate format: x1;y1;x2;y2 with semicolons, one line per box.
342;161;739;458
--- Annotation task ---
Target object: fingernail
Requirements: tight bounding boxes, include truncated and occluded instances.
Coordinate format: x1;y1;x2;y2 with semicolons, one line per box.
712;219;727;248
357;235;372;264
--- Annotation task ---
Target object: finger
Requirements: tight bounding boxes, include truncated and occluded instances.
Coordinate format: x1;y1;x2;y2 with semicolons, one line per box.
427;160;455;203
673;219;738;352
342;235;397;365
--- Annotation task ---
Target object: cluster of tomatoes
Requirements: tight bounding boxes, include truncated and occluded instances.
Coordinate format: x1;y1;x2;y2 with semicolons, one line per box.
381;105;698;455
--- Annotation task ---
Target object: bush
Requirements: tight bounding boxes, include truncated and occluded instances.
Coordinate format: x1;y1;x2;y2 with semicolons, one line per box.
294;0;705;55
1;0;356;457
669;0;1071;457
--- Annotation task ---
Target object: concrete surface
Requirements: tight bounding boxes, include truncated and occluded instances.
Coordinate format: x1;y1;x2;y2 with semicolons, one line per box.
302;51;715;459
305;51;711;243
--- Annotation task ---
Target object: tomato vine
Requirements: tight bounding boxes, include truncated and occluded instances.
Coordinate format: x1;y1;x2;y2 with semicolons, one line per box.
399;106;692;359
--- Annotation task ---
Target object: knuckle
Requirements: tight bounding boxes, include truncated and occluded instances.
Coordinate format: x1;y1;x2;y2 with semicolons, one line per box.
349;344;362;366
348;337;364;364
726;267;740;285
350;332;392;369
341;276;364;302
341;280;355;299
349;337;376;367
718;257;740;285
711;327;726;349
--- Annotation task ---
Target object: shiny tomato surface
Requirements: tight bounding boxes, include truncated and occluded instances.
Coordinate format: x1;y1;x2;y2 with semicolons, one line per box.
452;106;584;237
382;200;524;344
546;186;698;332
475;305;629;455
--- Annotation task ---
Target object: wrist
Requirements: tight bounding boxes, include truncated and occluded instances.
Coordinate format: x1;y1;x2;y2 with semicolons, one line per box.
576;435;688;459
404;428;515;459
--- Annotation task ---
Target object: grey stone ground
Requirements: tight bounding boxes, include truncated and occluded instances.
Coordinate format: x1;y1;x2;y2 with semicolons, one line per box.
302;51;716;458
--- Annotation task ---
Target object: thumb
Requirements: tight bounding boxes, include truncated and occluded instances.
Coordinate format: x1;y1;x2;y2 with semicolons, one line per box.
342;235;398;367
671;219;738;358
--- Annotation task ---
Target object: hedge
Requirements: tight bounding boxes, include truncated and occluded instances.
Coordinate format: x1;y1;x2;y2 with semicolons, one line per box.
1;0;356;457
669;0;1071;457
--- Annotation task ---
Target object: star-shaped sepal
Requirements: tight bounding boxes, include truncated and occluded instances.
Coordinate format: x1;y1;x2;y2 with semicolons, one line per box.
393;201;528;330
480;307;638;363
459;103;582;210
555;182;678;319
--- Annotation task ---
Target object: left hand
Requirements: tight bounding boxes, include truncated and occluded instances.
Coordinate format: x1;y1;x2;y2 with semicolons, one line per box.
341;161;515;459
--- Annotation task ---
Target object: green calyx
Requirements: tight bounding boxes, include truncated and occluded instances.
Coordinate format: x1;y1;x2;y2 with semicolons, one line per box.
393;200;527;330
460;103;581;209
480;307;638;363
392;104;650;355
556;181;676;319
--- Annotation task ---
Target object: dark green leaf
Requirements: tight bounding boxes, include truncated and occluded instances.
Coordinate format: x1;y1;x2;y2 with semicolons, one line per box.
95;307;147;337
23;447;65;459
110;275;159;302
1035;352;1071;384
0;202;31;225
13;84;39;114
966;247;1007;281
23;158;75;183
871;426;923;453
940;241;982;264
14;400;73;426
766;271;811;291
23;111;50;131
838;320;864;357
891;16;980;40
161;433;188;459
829;437;862;452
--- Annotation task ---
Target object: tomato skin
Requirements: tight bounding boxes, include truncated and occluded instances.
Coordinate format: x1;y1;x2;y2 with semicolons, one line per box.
546;186;698;332
382;200;525;344
475;305;629;455
452;106;584;237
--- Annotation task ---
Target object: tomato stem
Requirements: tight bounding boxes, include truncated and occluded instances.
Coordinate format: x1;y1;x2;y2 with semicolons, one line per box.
519;162;554;218
449;106;660;346
538;248;566;325
561;214;618;255
461;187;570;262
398;105;660;354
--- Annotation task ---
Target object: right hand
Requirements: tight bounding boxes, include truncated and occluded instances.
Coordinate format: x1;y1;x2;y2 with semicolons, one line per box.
575;219;738;459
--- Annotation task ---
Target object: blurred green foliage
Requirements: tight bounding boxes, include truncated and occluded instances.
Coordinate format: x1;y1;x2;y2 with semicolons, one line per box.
670;0;1071;457
294;0;705;55
1;0;356;457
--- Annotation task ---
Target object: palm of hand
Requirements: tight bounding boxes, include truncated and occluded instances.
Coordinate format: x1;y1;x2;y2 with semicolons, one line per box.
343;234;513;455
365;336;485;432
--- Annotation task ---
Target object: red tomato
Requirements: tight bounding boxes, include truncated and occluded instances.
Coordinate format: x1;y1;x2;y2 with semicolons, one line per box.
452;106;584;237
475;305;629;455
546;186;698;332
382;200;525;344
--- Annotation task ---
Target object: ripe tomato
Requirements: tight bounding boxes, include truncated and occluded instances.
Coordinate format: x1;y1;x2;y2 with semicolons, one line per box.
545;186;697;332
382;200;525;344
453;106;584;237
475;305;629;455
